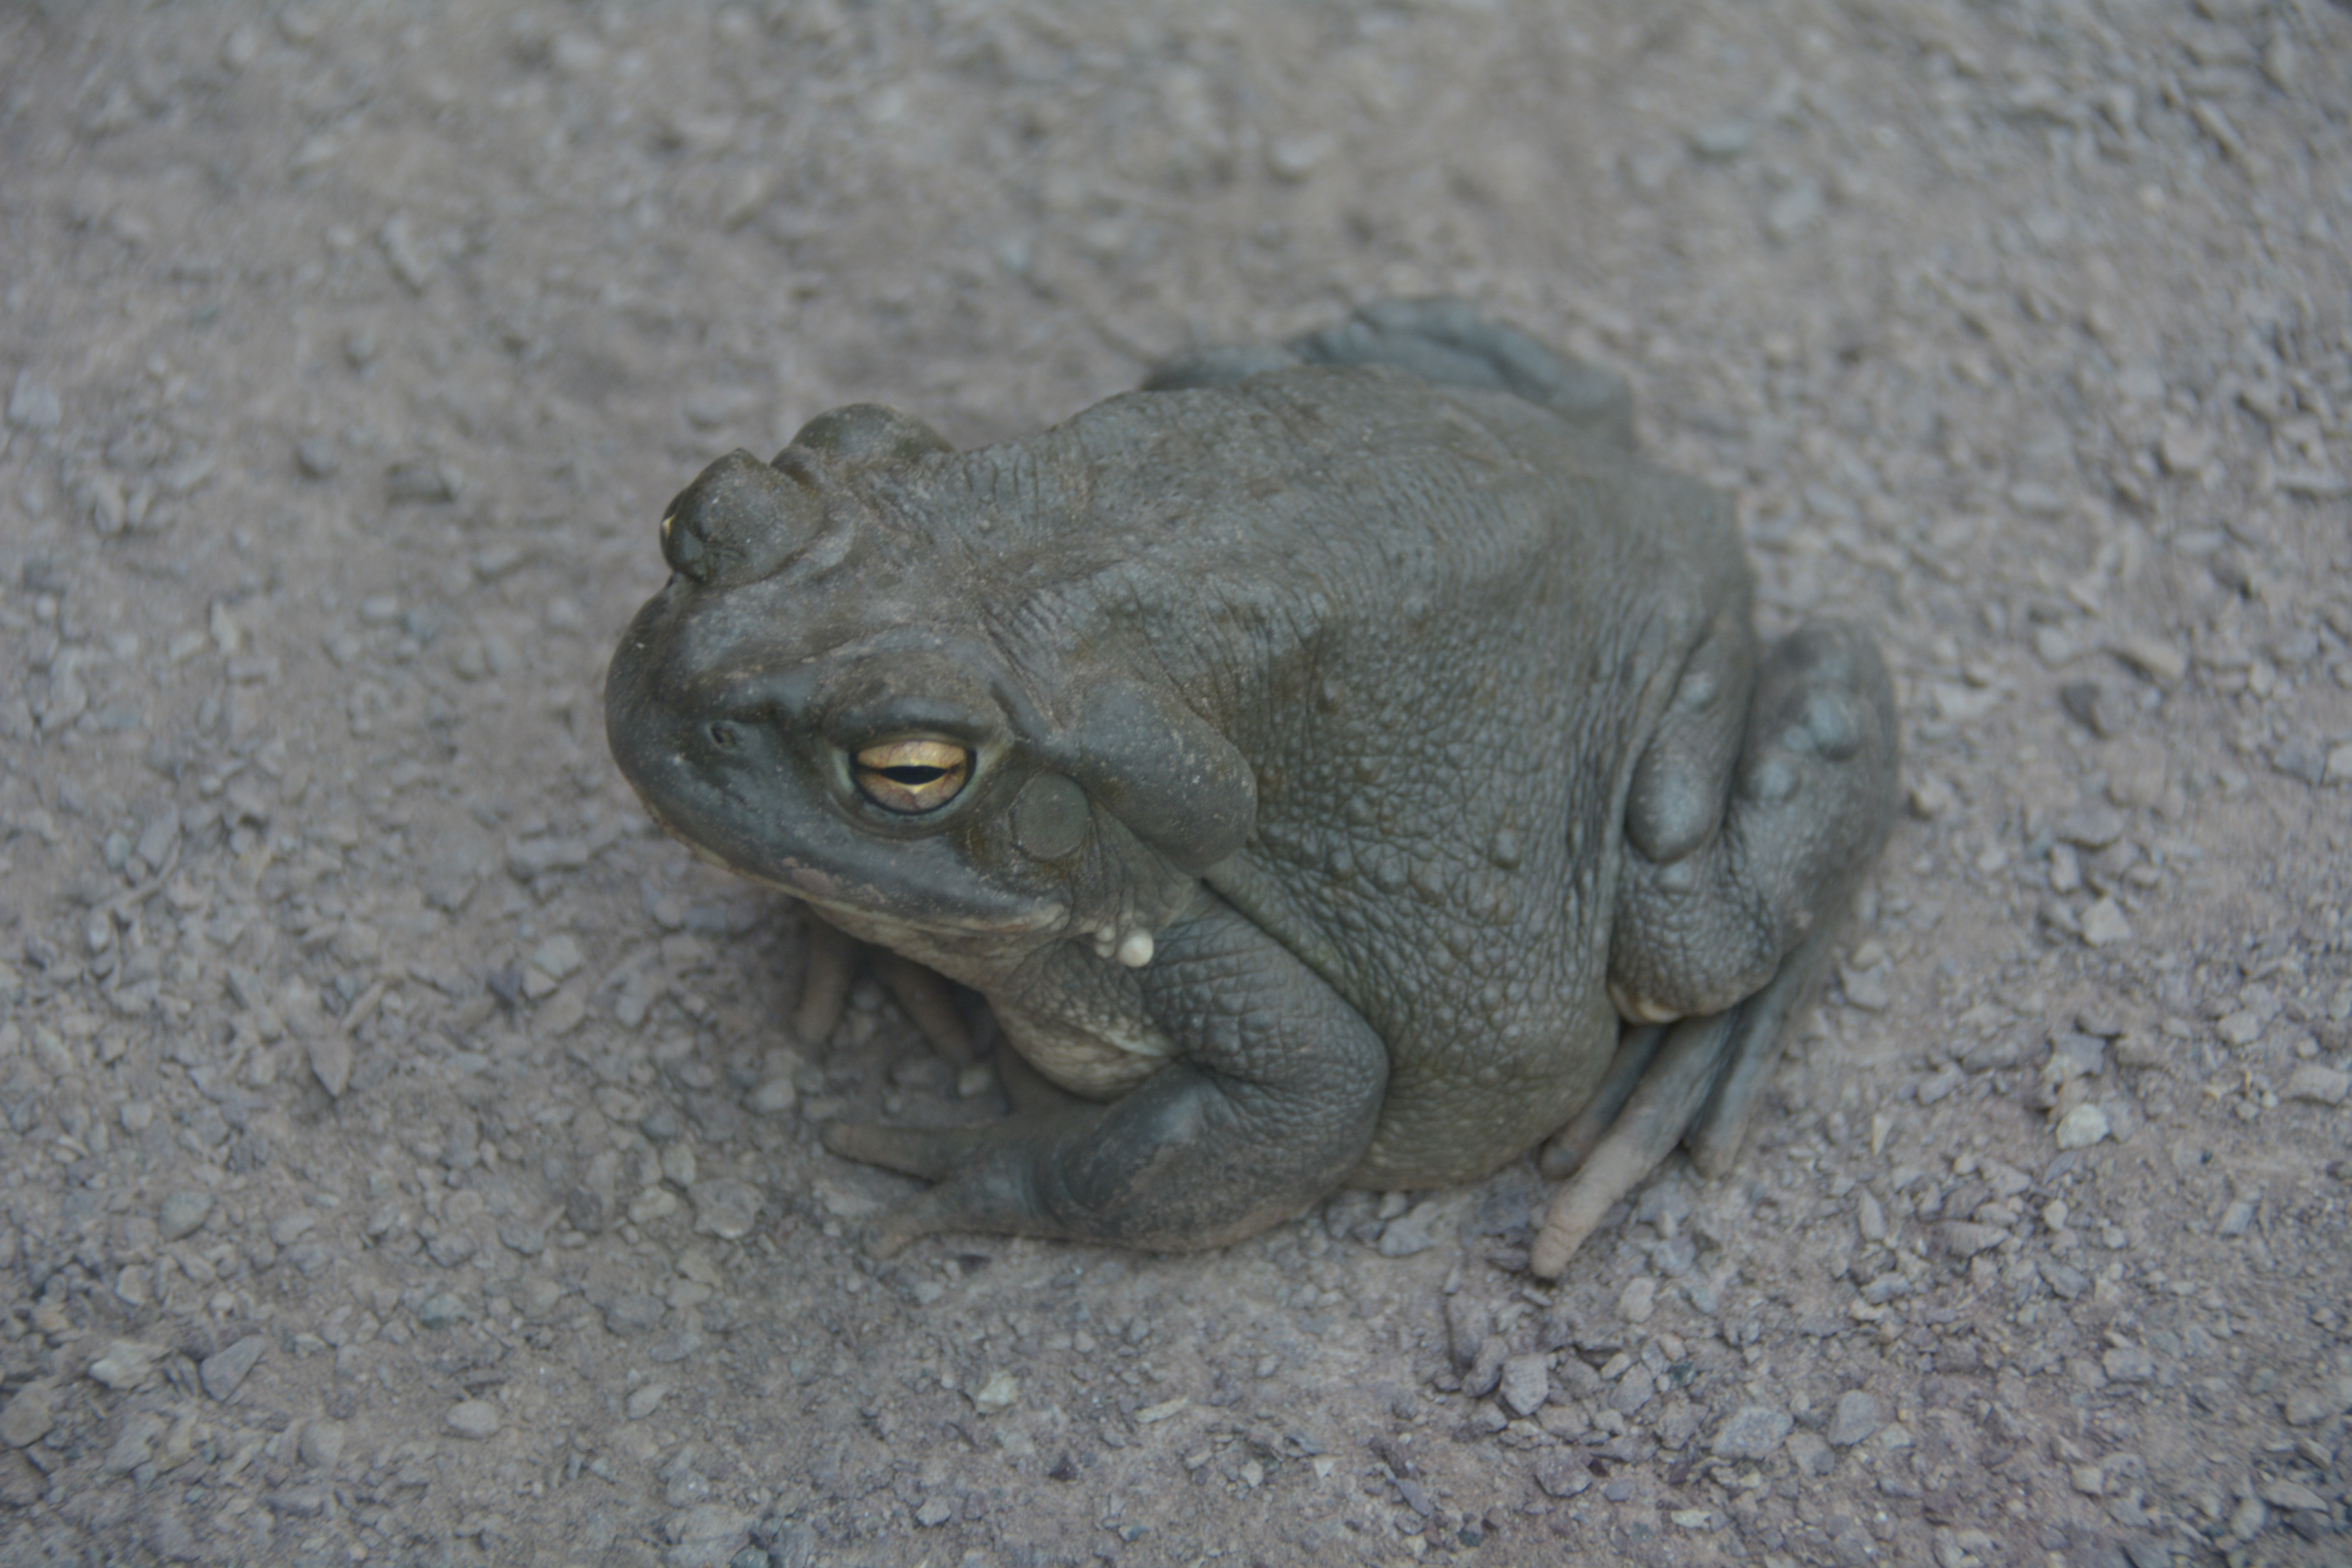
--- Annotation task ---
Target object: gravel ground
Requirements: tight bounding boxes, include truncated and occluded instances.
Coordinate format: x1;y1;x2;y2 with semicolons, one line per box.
1;4;2349;1566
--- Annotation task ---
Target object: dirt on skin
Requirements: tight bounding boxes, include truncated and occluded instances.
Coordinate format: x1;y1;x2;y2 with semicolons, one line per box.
0;4;2348;1566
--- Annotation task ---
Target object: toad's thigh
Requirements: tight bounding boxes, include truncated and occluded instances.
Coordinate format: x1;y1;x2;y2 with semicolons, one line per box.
1608;620;1896;1022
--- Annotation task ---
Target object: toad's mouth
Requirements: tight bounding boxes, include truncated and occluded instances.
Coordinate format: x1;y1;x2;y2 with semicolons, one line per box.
622;777;1067;941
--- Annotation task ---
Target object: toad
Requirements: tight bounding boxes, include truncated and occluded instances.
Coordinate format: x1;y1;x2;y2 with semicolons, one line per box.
606;299;1895;1276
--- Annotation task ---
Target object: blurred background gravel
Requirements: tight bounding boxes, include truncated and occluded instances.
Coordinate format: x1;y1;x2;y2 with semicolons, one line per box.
0;4;2348;1565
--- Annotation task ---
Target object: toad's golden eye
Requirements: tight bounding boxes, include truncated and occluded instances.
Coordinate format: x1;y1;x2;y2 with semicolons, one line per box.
853;738;971;814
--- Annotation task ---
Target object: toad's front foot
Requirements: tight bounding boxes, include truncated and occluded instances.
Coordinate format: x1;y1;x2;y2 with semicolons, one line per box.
821;1050;1098;1256
823;894;1389;1257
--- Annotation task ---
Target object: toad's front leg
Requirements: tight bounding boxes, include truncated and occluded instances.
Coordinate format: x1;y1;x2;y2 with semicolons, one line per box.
823;894;1388;1255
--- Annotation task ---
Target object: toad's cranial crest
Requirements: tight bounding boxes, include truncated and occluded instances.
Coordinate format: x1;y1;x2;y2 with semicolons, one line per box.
605;297;1896;1274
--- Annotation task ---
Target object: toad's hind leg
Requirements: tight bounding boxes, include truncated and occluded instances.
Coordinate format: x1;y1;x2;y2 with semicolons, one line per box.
1531;925;1840;1276
1531;621;1895;1279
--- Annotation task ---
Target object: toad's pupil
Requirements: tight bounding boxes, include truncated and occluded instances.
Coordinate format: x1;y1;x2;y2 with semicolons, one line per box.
881;766;946;784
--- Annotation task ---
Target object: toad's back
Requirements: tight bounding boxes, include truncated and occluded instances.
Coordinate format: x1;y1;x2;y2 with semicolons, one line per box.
876;366;1753;1185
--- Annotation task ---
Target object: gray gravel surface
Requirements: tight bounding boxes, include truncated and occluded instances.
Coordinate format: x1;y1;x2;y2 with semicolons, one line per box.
1;4;2349;1566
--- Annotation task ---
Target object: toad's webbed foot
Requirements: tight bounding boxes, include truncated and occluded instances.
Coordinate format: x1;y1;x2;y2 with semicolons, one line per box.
823;1051;1100;1256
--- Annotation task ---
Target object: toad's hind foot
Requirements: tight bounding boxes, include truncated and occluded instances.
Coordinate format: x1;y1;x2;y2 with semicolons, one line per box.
1544;618;1894;1276
1529;924;1839;1279
1537;1024;1663;1181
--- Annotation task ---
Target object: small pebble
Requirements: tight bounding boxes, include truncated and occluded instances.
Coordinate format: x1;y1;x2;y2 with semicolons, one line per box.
2109;633;2187;687
627;1187;680;1224
1906;774;1957;820
1689;119;1752;159
416;1292;470;1329
308;1031;352;1098
1498;1353;1551;1418
266;1484;329;1518
444;1400;501;1439
2281;1379;2352;1426
105;1413;163;1475
1855;1188;1887;1242
377;213;436;292
1375;1202;1441;1258
298;1419;345;1469
1265;133;1334;182
668;1503;747;1544
970;1370;1019;1416
2039;1258;2089;1298
626;1383;670;1421
143;1502;202;1560
293;438;339;479
199;1335;268;1400
2078;898;2133;948
2157;423;2214;475
1941;1222;2008;1258
0;1382;56;1447
1616;1276;1657;1323
1464;1336;1507;1398
1828;1390;1882;1447
565;1188;610;1235
384;457;458;504
1609;1367;1656;1416
2054;1103;2112;1149
6;372;62;431
86;1340;157;1390
1710;1405;1793;1460
1534;1451;1592;1497
530;933;584;980
2059;680;2126;739
690;1179;763;1240
2284;1064;2350;1106
158;1191;213;1242
638;1101;683;1144
1764;180;1823;242
605;1293;666;1336
2261;1478;2328;1513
